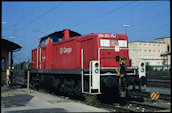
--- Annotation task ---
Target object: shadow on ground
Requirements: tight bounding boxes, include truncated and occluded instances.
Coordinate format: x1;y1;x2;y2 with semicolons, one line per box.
1;94;33;108
5;108;67;113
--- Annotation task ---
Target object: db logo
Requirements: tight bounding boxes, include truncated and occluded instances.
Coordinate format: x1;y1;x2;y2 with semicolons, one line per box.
111;40;118;46
60;47;72;54
60;48;64;54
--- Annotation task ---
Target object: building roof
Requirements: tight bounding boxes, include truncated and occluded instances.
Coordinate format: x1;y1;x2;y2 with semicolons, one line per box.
129;37;171;43
1;38;22;52
154;37;171;40
128;41;163;44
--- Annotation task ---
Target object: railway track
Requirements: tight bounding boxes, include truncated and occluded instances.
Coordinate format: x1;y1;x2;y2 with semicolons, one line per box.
101;101;170;112
146;72;171;88
128;90;171;101
100;95;171;112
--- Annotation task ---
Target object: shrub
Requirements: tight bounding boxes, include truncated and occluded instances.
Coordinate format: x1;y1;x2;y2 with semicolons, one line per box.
154;68;157;72
146;65;153;72
84;94;101;107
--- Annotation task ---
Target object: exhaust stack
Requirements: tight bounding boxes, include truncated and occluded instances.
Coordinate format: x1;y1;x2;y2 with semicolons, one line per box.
62;29;70;40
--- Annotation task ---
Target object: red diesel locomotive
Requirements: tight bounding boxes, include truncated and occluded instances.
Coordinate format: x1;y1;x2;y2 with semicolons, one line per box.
30;29;146;98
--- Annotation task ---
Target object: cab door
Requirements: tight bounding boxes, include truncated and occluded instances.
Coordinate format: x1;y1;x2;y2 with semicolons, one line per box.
40;47;46;69
38;38;48;70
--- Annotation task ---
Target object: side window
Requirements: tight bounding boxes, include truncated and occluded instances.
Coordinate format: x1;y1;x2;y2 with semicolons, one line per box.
40;38;48;47
50;34;63;43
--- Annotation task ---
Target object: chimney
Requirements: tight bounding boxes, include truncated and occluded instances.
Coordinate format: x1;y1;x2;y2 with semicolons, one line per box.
62;29;70;40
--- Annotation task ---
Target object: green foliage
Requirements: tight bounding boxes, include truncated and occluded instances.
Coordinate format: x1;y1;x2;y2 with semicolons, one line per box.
154;68;158;72
160;68;163;72
84;94;101;107
146;64;154;72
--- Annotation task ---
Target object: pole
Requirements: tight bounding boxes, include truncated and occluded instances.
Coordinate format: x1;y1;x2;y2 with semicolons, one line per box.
27;70;30;89
10;51;13;86
26;60;30;89
167;55;168;70
123;25;129;35
125;27;127;35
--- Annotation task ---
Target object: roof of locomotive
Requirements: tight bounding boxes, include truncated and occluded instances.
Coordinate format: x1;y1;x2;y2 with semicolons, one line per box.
40;29;81;41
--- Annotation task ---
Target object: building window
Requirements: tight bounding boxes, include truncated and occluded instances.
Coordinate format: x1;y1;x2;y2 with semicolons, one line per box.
152;62;156;65
144;49;147;52
139;49;142;52
144;55;147;59
140;55;142;58
133;49;135;53
139;43;142;46
157;62;160;65
154;56;156;59
158;50;160;53
149;50;151;52
153;50;156;53
132;63;135;66
149;55;151;59
144;43;147;46
161;39;164;42
149;44;152;46
153;44;156;46
133;55;135;58
158;44;160;47
130;44;132;46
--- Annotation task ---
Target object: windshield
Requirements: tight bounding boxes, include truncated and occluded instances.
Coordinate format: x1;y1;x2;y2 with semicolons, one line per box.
50;34;63;43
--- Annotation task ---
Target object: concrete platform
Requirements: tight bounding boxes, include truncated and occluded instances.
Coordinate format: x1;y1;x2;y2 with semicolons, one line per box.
1;88;109;113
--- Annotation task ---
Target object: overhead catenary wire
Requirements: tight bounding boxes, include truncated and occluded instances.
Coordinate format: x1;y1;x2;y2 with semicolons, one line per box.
21;3;80;36
13;2;40;27
101;11;169;33
17;2;64;31
68;1;137;29
47;3;80;30
129;23;169;37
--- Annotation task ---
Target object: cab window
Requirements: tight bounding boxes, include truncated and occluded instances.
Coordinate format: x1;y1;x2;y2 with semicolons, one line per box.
50;34;62;43
40;38;48;47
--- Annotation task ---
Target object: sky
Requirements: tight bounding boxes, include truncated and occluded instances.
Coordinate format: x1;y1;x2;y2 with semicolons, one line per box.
1;1;170;64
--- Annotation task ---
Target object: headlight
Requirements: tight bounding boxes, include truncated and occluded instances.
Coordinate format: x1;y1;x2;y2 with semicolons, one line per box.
141;68;144;72
95;69;99;73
